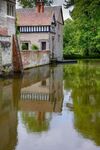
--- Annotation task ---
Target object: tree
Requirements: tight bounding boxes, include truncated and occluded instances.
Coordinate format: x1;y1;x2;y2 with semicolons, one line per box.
18;0;53;8
63;19;82;56
63;0;100;57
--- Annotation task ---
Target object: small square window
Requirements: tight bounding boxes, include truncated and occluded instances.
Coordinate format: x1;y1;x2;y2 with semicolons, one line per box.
41;42;46;50
21;43;29;50
41;80;46;86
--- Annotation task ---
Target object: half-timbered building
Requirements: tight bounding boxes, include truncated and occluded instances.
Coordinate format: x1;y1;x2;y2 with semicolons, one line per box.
16;5;64;62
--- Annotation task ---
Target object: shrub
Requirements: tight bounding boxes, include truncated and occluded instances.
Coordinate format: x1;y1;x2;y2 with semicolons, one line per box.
31;44;39;50
21;43;28;50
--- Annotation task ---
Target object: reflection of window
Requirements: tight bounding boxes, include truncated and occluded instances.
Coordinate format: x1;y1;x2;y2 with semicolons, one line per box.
41;42;46;50
21;43;29;50
41;80;46;86
7;3;15;16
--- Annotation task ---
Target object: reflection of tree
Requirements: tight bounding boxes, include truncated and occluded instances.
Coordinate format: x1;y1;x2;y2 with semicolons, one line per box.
64;61;100;145
22;112;51;133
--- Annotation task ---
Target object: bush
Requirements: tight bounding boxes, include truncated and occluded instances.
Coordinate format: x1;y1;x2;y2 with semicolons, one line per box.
21;43;28;50
31;44;39;50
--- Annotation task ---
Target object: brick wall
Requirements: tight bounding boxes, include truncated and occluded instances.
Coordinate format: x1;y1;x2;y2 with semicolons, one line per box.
0;0;15;36
21;50;50;69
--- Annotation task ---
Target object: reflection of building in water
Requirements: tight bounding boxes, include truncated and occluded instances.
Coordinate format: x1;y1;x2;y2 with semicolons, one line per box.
19;65;63;132
0;80;18;150
20;65;63;113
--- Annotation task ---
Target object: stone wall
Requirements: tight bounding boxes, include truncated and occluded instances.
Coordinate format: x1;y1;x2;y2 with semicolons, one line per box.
0;0;7;35
0;35;13;75
0;27;8;35
49;13;63;61
0;0;15;76
0;0;15;36
7;17;15;36
21;50;50;69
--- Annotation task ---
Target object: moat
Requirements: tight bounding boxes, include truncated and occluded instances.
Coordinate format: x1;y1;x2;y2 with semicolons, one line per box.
0;60;100;150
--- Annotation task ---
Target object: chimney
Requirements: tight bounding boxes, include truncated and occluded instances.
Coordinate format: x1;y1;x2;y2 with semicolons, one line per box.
36;0;44;13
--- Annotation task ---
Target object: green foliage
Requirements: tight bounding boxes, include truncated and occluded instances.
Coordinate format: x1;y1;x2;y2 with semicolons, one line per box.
18;0;53;8
63;0;100;57
21;43;28;50
63;19;82;56
31;44;39;50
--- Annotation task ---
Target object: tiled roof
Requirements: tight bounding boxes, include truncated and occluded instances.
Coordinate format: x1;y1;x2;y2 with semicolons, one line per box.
16;6;63;26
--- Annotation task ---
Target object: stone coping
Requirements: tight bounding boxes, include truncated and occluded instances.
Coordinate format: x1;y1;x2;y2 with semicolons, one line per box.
21;50;50;53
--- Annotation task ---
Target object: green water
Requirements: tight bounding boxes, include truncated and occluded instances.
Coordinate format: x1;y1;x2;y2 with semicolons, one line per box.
0;60;100;150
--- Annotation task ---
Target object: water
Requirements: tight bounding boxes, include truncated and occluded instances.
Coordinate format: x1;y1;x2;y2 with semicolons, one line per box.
0;60;100;150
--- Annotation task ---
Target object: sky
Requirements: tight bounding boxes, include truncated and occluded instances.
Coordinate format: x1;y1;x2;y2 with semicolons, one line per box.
16;0;73;20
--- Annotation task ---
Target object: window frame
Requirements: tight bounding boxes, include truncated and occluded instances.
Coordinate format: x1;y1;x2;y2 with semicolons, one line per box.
41;41;46;51
7;2;15;17
21;42;30;51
